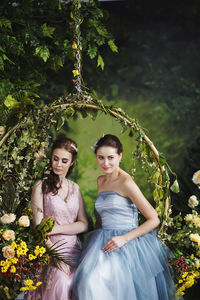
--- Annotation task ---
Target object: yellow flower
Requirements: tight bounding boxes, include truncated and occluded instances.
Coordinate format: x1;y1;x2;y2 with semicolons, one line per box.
11;257;18;264
11;241;17;249
1;267;7;273
0;261;6;266
72;42;77;50
25;280;33;286
178;279;183;283
39;247;46;255
10;266;16;273
29;254;36;261
20;287;29;291
182;272;188;278
29;286;37;290
36;281;42;287
72;69;80;77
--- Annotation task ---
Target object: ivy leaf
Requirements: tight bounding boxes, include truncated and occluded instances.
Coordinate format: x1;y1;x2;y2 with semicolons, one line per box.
41;23;55;38
97;54;104;70
64;107;75;117
4;95;20;109
35;46;50;62
108;40;118;53
170;179;180;193
56;116;65;131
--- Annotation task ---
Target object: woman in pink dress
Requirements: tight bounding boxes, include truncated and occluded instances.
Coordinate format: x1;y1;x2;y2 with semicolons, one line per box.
26;136;88;300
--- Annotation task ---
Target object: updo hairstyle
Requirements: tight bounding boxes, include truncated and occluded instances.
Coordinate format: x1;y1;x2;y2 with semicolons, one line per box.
94;134;123;155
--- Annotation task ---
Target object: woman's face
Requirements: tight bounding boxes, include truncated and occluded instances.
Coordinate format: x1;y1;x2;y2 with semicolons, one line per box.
51;148;73;177
96;146;122;174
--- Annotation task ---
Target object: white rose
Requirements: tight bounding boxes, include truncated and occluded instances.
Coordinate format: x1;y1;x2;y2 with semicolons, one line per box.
18;215;30;227
0;126;5;135
2;230;15;241
192;170;200;185
188;195;199;208
2;245;15;258
0;213;16;224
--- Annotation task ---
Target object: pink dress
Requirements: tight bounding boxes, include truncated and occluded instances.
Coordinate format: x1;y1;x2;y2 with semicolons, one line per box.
26;180;81;300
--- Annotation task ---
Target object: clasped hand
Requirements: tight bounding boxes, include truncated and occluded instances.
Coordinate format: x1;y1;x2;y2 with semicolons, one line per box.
103;235;127;253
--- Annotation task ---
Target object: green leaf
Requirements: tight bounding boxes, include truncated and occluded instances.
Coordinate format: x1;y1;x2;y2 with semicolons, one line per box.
95;25;109;38
35;46;50;62
88;46;97;59
4;95;20;109
56;116;65;131
0;56;4;71
170;179;180;193
41;23;55;38
158;154;166;166
97;54;104;70
129;130;133;137
0;18;12;29
108;40;118;53
2;54;14;64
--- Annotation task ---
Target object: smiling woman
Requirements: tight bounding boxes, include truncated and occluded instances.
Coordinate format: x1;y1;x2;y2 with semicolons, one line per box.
71;134;180;300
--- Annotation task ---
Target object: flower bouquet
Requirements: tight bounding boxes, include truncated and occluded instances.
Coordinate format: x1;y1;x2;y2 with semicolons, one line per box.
0;208;55;299
166;170;200;297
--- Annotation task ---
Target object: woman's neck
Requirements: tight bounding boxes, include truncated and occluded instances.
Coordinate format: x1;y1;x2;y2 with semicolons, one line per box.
104;168;121;183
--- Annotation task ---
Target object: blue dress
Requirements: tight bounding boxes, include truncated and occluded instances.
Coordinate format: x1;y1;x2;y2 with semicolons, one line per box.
72;191;178;300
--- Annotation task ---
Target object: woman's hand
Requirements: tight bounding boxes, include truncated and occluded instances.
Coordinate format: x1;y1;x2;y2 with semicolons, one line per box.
103;236;127;253
54;259;71;275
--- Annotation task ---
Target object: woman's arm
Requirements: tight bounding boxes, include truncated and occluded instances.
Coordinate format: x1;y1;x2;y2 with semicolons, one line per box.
49;188;88;236
104;176;160;252
31;181;54;248
31;180;44;226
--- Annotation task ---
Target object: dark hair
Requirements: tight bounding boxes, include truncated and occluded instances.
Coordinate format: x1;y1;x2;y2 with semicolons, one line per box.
42;136;78;195
94;134;123;154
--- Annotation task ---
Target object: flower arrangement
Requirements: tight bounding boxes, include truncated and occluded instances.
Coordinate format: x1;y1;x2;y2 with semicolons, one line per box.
0;208;55;299
166;170;200;297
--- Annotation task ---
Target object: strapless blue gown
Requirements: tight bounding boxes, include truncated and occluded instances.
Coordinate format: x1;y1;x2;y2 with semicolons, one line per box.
72;191;179;300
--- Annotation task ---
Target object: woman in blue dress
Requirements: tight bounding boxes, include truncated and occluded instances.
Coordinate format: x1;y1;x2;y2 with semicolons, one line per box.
72;134;179;300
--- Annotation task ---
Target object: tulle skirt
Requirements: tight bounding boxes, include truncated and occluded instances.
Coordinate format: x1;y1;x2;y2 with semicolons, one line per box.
72;228;179;300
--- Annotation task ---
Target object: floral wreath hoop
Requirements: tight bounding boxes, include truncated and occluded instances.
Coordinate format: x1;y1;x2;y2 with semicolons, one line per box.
0;91;172;235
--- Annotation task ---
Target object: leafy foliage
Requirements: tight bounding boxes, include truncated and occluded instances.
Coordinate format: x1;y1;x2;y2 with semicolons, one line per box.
0;0;117;118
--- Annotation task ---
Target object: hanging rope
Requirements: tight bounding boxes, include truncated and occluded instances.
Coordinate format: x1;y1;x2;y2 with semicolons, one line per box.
71;0;83;94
